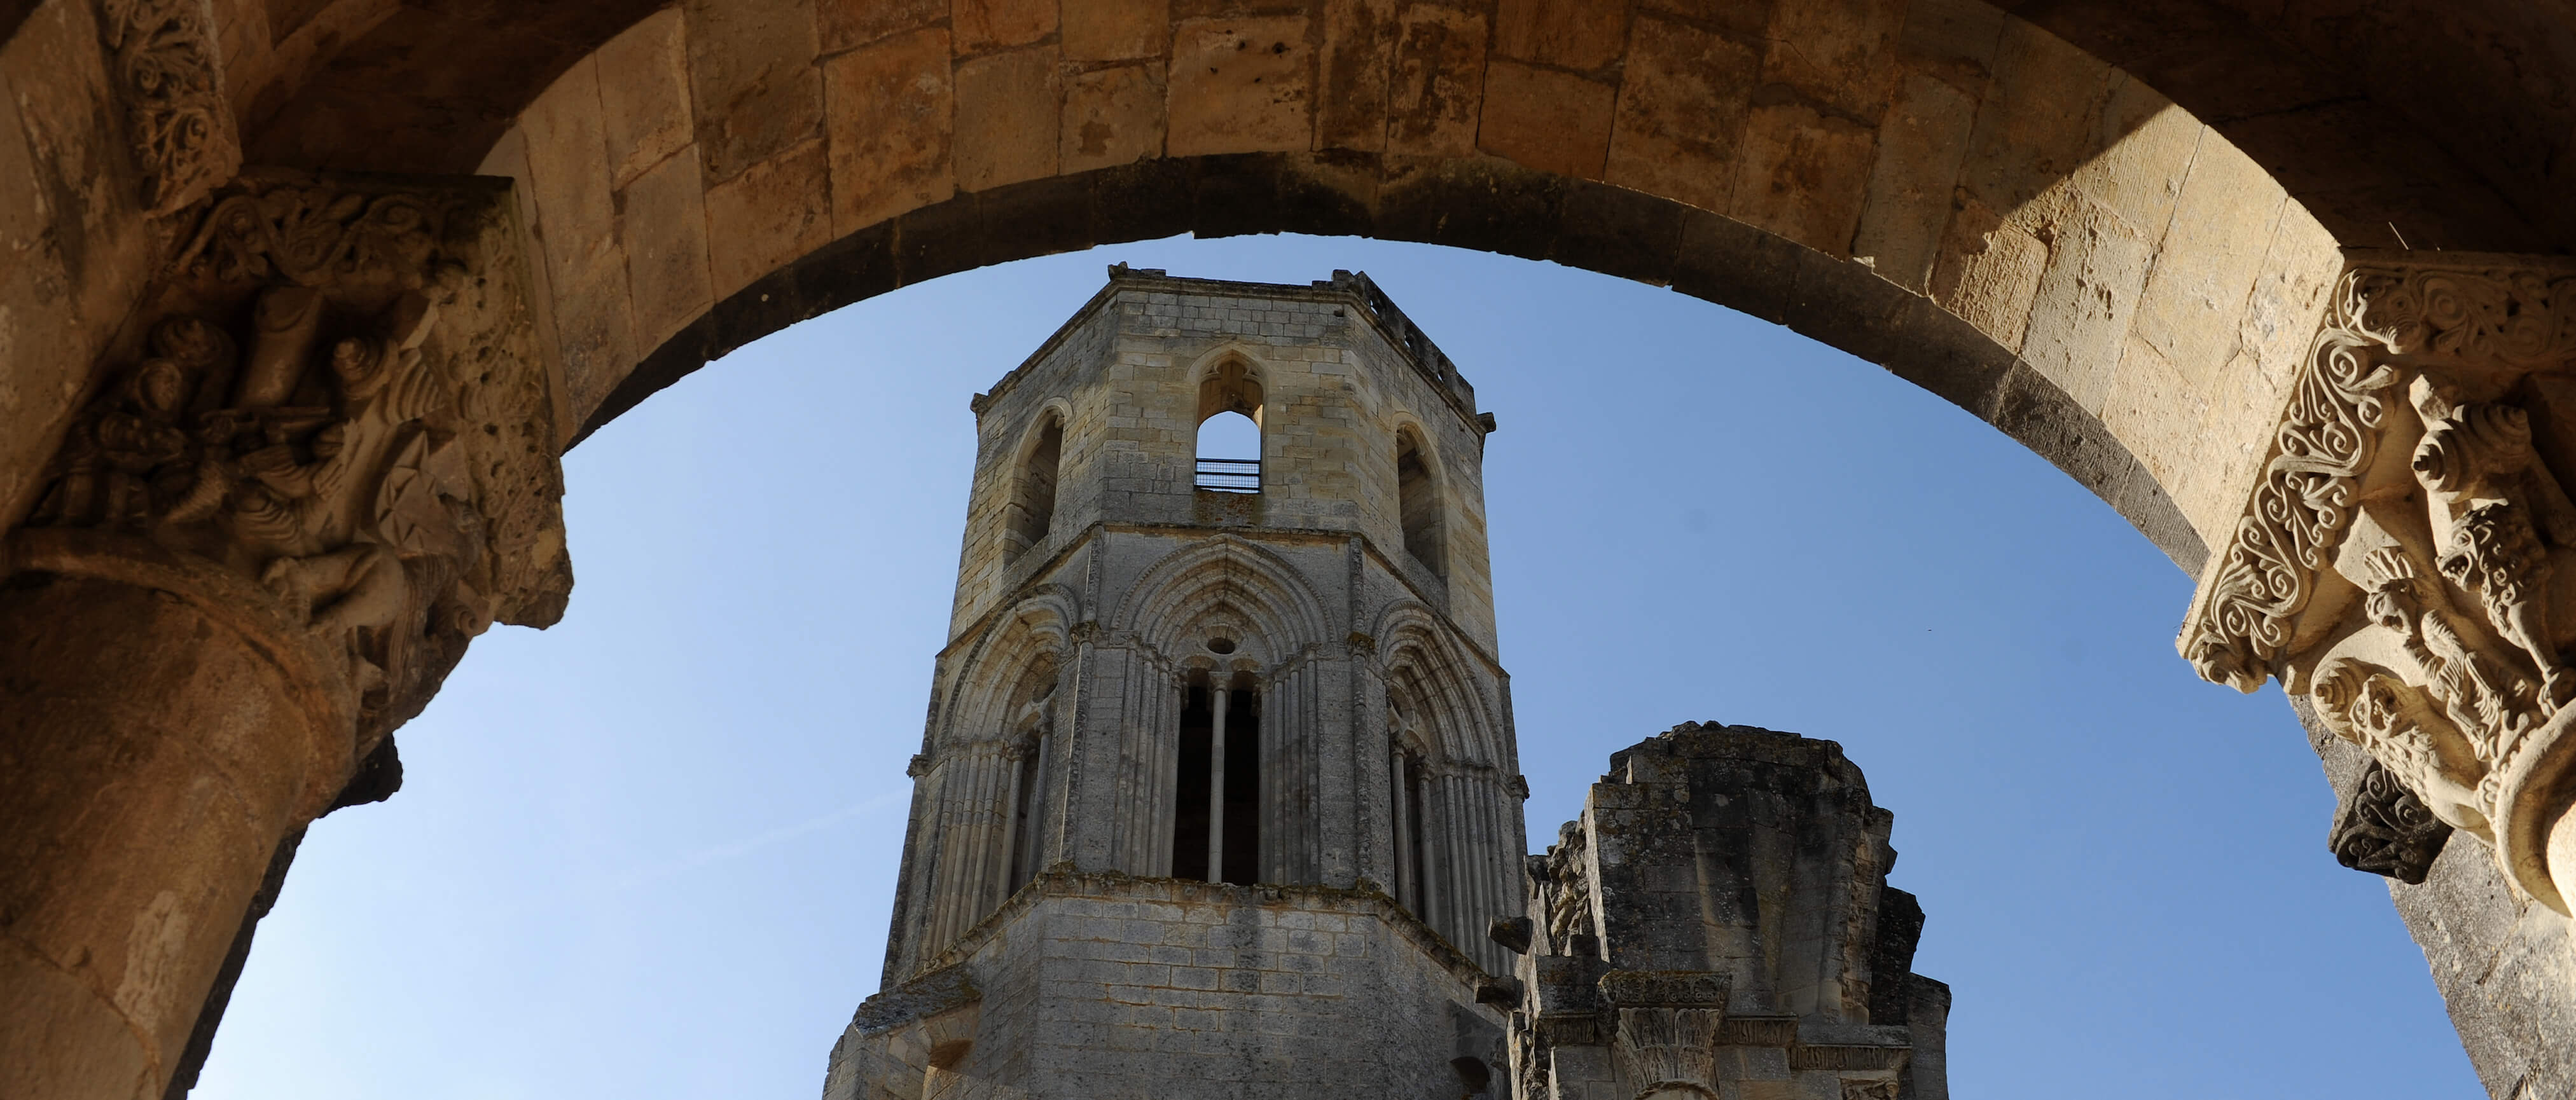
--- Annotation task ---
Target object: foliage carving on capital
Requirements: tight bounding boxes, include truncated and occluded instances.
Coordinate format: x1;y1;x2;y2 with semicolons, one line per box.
99;0;240;216
1601;971;1730;1099
2182;254;2576;909
24;171;567;747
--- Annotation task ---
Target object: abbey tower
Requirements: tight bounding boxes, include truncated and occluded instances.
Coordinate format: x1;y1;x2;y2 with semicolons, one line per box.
824;266;1527;1097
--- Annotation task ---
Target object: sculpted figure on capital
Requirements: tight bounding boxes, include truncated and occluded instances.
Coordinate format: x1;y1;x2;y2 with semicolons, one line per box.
22;173;568;739
36;282;492;708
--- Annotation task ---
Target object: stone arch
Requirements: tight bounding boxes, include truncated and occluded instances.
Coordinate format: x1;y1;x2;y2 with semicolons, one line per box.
10;1;2576;1092
903;588;1075;968
1390;418;1445;578
1373;599;1516;970
1183;343;1271;419
1188;345;1267;490
345;0;2400;575
1376;600;1502;770
1114;535;1333;665
1002;402;1069;559
939;587;1077;745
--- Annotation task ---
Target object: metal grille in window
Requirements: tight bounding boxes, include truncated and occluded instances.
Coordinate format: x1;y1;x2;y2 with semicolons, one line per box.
1195;458;1261;493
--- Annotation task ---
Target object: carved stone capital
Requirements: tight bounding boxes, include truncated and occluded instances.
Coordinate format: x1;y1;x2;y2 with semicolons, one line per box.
2180;251;2576;910
1598;969;1730;1096
18;168;569;760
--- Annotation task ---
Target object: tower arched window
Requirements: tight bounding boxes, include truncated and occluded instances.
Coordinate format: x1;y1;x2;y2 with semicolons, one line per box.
1194;359;1264;493
1008;413;1063;556
1395;429;1443;576
1172;668;1261;884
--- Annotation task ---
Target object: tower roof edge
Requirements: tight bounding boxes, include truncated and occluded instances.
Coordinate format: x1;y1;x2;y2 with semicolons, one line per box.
975;265;1489;434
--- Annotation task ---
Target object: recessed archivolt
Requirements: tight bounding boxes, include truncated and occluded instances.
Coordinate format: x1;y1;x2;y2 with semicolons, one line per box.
1376;602;1502;770
1114;536;1330;666
941;588;1078;746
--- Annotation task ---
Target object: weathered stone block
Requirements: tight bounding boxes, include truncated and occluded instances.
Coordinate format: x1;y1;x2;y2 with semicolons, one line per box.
596;8;696;190
1384;4;1485;158
684;0;823;181
1494;0;1627;71
824;27;957;232
1314;0;1393;152
1064;0;1168;62
1729;100;1874;256
2126;131;2283;392
956;46;1062;192
707;137;833;301
818;0;945;52
1063;64;1166;172
619;146;714;350
1167;17;1313;157
1606;15;1757;214
1476;62;1614;179
1757;0;1903;123
955;0;1056;55
1851;69;1977;292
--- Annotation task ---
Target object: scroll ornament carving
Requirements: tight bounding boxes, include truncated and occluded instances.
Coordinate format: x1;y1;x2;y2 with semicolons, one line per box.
2180;256;2576;911
2331;757;2455;884
99;0;241;216
25;175;565;746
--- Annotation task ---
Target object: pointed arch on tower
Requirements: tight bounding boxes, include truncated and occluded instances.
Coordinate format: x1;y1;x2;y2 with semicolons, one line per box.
1373;600;1501;769
1182;343;1272;411
908;586;1079;968
1113;535;1331;666
1002;399;1074;560
1373;598;1516;971
941;585;1081;745
1388;416;1447;579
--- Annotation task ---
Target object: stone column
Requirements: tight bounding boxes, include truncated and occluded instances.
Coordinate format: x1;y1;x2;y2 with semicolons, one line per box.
0;170;567;1100
1208;678;1230;881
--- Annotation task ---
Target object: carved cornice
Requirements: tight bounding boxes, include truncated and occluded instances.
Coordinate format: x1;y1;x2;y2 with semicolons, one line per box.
19;170;566;752
2182;257;2576;692
99;0;240;216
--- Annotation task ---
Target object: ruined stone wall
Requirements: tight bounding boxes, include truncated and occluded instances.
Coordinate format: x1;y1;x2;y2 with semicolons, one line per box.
1500;722;1946;1100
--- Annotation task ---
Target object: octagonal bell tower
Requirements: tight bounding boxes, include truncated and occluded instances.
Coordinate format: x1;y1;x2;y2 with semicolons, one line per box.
824;266;1527;1099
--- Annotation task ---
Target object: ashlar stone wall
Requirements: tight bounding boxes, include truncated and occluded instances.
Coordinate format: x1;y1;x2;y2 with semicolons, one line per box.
828;872;1508;1100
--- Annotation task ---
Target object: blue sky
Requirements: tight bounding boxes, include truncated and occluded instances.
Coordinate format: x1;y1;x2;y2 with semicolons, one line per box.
195;233;2477;1098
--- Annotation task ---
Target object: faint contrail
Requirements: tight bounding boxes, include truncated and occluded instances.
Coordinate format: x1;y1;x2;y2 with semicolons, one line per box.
590;788;911;893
